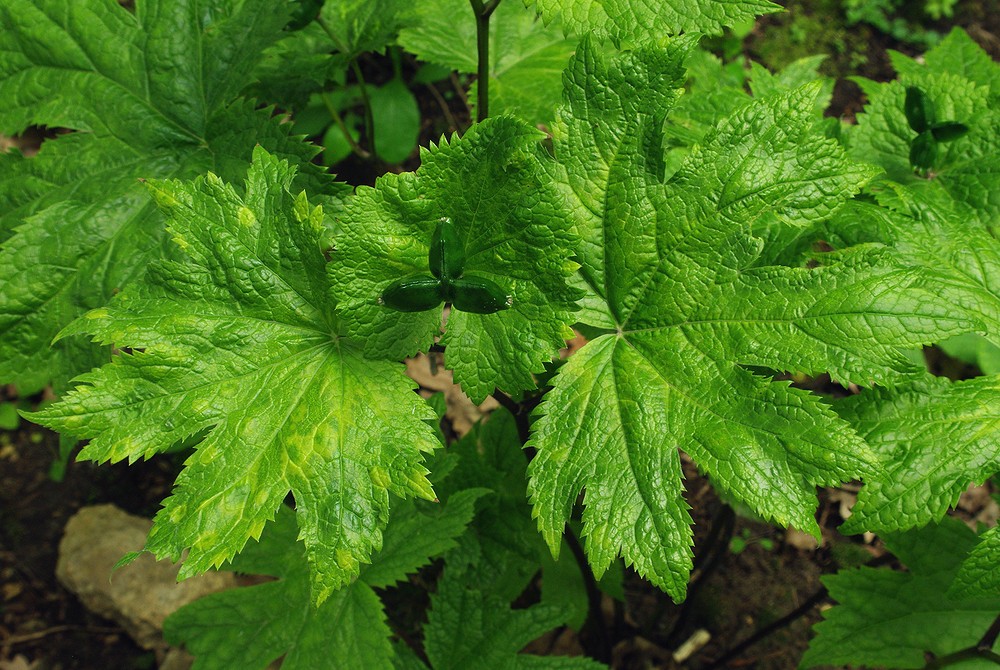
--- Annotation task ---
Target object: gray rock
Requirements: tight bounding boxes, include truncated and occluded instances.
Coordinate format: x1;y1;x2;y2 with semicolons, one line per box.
56;504;237;652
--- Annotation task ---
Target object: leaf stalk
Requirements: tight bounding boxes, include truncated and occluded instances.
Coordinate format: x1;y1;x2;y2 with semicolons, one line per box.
468;0;501;121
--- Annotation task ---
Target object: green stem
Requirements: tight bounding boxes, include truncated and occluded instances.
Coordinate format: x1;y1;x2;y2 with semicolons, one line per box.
320;93;370;159
317;16;377;157
349;59;377;156
468;0;501;121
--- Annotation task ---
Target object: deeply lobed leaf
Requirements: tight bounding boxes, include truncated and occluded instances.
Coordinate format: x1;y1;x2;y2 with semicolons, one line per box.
528;40;978;599
31;149;437;602
0;0;339;393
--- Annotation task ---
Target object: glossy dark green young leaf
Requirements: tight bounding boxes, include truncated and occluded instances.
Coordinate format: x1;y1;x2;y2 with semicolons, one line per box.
428;218;466;283
909;130;938;170
904;86;935;132
450;276;511;315
930;121;970;142
380;275;444;312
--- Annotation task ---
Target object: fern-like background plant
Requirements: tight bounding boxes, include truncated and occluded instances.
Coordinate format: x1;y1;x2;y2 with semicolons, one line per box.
1;0;998;667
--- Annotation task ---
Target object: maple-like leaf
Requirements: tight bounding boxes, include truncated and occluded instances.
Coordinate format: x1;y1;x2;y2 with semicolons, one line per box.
526;40;979;600
528;0;780;43
838;375;1000;534
398;0;576;125
30;149;439;603
164;491;482;670
331;115;581;404
0;0;341;393
802;518;1000;669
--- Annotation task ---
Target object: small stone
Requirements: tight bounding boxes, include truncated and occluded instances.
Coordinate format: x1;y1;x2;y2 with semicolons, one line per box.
56;504;237;651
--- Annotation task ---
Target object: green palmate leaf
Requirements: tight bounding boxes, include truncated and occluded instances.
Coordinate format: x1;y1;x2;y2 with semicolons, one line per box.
423;537;606;670
838;375;1000;534
0;0;341;394
30;149;437;603
397;0;576;125
528;0;780;43
164;491;482;670
802;518;1000;669
331;116;581;403
528;42;978;599
950;526;1000;599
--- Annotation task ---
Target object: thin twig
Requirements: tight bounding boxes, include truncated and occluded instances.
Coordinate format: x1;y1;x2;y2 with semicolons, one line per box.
425;82;460;133
320;92;371;159
449;72;472;116
703;553;897;669
923;612;1000;668
491;389;530;444
924;647;1000;669
3;624;123;646
979;613;1000;652
705;588;830;670
316;16;377;156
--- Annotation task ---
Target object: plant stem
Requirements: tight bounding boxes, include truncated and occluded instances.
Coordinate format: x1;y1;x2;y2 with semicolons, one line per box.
491;389;530;444
498;385;612;663
703;553;897;669
316;16;377;157
922;612;1000;668
979;613;1000;652
425;81;460;133
320;93;371;159
468;0;501;121
349;59;377;158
